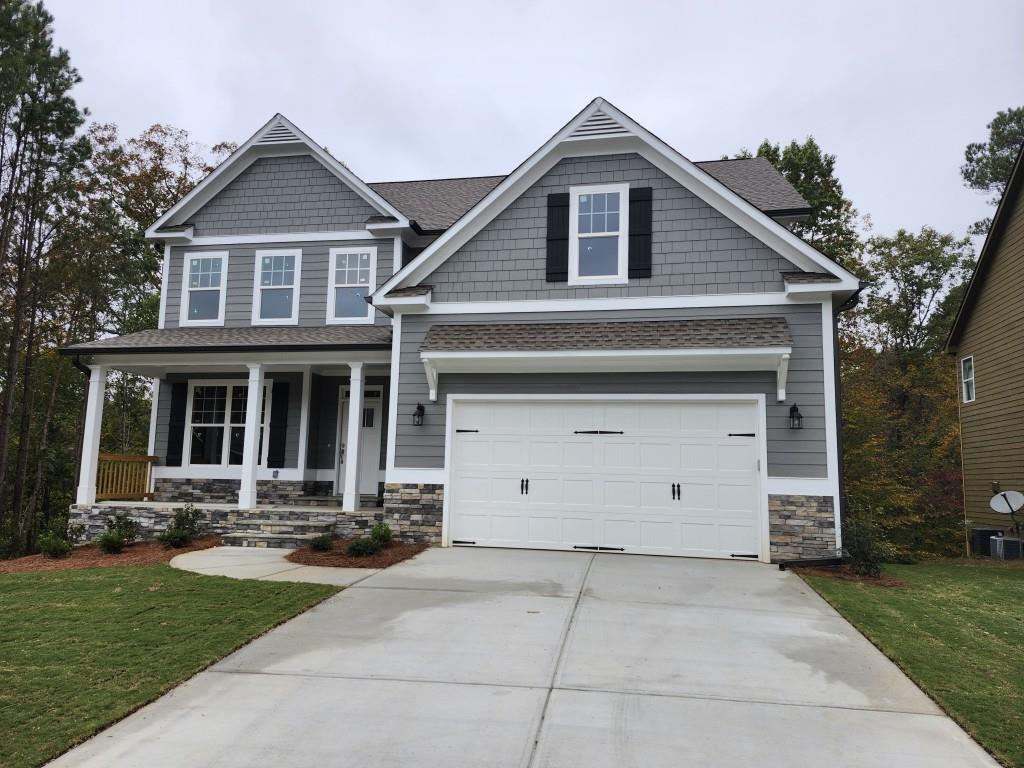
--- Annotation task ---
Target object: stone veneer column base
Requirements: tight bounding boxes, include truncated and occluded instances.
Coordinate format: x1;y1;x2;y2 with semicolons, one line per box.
768;494;838;562
380;483;444;543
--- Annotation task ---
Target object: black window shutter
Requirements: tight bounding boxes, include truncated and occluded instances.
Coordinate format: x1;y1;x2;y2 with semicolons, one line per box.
165;382;188;467
546;192;570;282
628;187;653;279
267;382;290;469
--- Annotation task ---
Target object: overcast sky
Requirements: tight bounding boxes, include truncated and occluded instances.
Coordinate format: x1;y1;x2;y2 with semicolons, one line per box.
47;0;1024;240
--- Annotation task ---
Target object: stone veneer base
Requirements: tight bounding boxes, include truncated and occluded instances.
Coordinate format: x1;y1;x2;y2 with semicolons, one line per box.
768;494;838;562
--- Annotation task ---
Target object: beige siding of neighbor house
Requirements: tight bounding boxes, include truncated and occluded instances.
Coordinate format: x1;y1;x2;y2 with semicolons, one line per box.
955;186;1024;535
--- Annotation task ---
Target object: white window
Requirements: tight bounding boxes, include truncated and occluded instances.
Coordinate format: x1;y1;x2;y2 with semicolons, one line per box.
569;183;629;286
185;381;270;467
180;252;228;326
252;249;301;325
328;246;376;324
960;356;976;403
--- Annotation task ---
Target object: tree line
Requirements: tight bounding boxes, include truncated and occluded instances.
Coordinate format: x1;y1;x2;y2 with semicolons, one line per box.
1;0;1021;556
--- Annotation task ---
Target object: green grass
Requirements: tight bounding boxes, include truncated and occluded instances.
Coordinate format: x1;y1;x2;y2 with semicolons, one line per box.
802;562;1024;767
0;565;338;768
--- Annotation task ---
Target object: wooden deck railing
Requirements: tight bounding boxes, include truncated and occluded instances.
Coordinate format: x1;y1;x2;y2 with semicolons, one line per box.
96;453;157;501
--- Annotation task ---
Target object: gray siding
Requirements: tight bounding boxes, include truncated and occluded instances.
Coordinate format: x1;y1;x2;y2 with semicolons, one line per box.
395;304;826;478
154;372;302;467
164;239;393;328
427;153;799;302
188;155;379;236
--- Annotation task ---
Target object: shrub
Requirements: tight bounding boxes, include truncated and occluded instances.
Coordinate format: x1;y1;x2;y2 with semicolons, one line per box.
369;522;392;546
347;537;381;557
157;504;203;548
310;534;334;552
67;523;85;543
843;506;883;578
105;514;140;544
97;530;126;554
37;531;72;559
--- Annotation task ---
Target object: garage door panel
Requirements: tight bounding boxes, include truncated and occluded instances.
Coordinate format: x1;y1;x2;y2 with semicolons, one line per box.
450;400;763;559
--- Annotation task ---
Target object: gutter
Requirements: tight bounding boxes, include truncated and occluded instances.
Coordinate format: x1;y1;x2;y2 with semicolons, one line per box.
70;354;91;377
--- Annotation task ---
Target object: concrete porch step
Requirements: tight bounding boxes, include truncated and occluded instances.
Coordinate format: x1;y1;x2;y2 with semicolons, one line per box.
221;532;324;549
261;496;344;508
232;519;335;535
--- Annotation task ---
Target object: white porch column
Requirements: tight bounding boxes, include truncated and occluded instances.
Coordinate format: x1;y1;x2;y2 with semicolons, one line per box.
76;365;107;505
238;363;264;508
342;362;364;512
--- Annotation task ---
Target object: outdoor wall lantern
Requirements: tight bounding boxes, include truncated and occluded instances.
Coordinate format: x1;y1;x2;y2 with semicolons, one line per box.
413;403;425;427
788;404;803;430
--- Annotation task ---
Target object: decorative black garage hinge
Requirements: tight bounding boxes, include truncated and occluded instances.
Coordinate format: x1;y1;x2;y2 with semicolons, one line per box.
456;429;479;433
452;540;477;545
573;430;625;435
573;545;626;552
728;433;755;437
730;553;758;558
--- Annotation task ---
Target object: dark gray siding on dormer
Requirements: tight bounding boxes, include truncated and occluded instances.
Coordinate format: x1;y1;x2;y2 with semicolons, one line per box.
188;155;380;236
163;239;393;328
426;153;800;302
394;304;826;478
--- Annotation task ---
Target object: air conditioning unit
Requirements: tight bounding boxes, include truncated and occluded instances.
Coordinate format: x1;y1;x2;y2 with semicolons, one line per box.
990;537;1022;560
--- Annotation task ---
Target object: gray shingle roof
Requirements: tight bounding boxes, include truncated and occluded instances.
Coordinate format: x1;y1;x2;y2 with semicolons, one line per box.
370;158;810;233
63;326;392;354
422;318;791;352
782;271;841;284
385;285;433;297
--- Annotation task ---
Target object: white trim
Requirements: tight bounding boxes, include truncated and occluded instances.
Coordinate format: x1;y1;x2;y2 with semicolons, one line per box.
238;364;264;507
182;378;270;470
342;362;364;511
76;365;107;505
960;355;976;403
820;301;842;547
251;248;302;326
157;244;170;330
296;367;311;472
147;378;160;456
568;182;629;286
146;114;408;239
373;97;860;300
419;346;793;402
179;251;229;327
385;467;446;484
766;477;834;496
187;230;376;247
385;314;402;475
392;235;402;275
327;246;377;325
441;392;771;563
75;349;391;373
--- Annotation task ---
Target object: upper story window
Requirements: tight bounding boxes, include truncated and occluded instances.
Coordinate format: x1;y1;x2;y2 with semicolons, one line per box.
181;252;228;327
252;249;301;325
568;183;629;286
960;356;976;403
328;246;376;325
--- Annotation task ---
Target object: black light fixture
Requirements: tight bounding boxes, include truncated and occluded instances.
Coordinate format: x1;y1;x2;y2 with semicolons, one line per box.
788;403;803;430
413;403;425;427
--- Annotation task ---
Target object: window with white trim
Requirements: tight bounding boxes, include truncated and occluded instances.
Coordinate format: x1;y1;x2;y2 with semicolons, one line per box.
186;382;269;467
960;356;976;403
328;246;376;324
253;249;301;324
569;183;629;286
181;253;228;326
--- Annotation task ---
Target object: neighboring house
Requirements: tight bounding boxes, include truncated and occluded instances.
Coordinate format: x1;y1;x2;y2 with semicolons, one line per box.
945;144;1024;544
63;98;861;562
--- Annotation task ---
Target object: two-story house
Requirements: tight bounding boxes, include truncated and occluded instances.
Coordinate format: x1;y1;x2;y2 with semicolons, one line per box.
64;98;861;562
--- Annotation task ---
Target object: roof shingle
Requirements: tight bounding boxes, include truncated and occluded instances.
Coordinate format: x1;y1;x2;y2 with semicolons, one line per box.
63;326;392;354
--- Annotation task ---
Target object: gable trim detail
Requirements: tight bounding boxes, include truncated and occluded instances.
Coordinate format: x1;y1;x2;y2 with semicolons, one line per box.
373;98;859;302
146;114;408;240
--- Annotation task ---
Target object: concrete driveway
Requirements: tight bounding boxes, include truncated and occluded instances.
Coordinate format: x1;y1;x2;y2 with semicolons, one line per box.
51;548;996;767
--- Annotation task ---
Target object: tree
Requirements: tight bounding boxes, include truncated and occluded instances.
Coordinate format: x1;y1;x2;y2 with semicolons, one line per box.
961;106;1024;234
740;138;865;270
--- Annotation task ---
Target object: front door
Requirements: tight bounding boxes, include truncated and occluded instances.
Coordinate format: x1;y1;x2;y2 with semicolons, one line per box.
334;388;383;495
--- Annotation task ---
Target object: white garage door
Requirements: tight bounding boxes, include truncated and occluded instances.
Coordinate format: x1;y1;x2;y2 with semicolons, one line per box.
449;399;763;559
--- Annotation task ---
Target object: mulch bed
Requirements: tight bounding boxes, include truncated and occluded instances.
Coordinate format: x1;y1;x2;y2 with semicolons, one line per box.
287;539;429;569
0;535;220;574
797;564;908;587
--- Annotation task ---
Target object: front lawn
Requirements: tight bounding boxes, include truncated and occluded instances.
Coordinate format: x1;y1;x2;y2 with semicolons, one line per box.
802;562;1024;767
0;565;338;768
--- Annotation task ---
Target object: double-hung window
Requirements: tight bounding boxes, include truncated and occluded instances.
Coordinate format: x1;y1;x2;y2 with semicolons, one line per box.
186;382;269;467
960;356;976;403
181;252;228;326
569;183;629;286
252;249;301;325
328;246;376;324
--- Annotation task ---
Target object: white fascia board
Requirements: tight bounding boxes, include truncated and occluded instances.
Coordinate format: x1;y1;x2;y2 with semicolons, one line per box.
416;291;801;316
379;293;431;311
419;346;792;402
146;114;408;240
374;97;859;300
75;349;392;374
186;230;377;247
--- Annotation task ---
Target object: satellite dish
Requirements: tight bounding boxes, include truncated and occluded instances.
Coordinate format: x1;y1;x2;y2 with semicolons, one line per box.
990;491;1024;515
